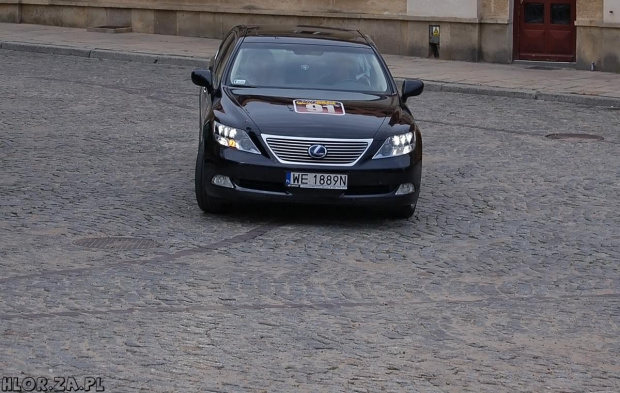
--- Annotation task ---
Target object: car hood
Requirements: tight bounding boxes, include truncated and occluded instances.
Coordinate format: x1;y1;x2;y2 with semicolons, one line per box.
226;87;400;139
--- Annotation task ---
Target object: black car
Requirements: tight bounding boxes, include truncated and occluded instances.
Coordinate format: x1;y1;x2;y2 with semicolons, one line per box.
191;25;424;218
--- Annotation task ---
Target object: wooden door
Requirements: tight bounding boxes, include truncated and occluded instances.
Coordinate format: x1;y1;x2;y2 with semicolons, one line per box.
515;0;576;62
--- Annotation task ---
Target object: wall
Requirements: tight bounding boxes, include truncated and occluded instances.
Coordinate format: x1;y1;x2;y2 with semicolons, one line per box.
0;0;616;71
604;0;620;23
406;0;478;19
577;0;604;20
479;0;510;20
575;0;620;72
577;25;620;72
0;4;18;22
12;0;407;15
1;0;505;62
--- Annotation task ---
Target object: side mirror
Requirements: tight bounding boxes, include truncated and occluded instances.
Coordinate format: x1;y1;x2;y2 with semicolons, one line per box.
191;69;214;93
401;79;424;101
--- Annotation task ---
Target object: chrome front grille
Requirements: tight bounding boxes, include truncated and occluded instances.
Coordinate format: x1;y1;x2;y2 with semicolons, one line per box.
261;134;372;166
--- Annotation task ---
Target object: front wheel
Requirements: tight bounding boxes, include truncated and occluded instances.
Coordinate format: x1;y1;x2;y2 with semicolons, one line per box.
390;203;416;219
195;144;225;214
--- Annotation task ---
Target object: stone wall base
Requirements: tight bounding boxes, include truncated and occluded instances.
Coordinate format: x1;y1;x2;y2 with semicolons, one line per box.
0;4;18;23
0;3;516;64
577;26;620;73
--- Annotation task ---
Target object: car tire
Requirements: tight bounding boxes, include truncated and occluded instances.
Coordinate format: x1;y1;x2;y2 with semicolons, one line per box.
391;203;416;219
195;144;225;214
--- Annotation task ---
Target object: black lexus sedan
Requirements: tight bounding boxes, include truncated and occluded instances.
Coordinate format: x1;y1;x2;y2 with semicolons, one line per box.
191;25;424;218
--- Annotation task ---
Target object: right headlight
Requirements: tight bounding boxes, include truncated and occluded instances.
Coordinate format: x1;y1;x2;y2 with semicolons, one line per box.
373;132;415;159
213;121;261;155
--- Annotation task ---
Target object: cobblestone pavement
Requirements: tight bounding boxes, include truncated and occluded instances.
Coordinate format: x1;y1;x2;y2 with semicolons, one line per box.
2;23;620;101
1;51;619;393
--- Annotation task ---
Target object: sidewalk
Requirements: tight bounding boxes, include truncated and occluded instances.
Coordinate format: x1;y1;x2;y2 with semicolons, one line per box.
2;23;620;106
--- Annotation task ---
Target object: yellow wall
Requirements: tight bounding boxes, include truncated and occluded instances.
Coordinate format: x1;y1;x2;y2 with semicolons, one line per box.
13;0;407;15
480;0;510;20
577;0;604;20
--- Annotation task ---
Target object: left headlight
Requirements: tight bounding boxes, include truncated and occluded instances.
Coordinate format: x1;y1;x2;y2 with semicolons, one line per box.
373;132;415;159
213;121;261;155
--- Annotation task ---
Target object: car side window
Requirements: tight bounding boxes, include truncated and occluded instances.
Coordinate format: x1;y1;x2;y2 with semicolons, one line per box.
214;33;237;85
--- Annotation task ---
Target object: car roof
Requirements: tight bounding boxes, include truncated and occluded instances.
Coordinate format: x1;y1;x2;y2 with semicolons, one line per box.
239;25;372;47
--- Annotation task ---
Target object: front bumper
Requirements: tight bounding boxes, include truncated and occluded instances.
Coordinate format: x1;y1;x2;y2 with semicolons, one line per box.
201;146;422;207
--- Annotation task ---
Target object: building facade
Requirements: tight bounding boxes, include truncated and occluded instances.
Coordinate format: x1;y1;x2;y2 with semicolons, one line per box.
0;0;618;72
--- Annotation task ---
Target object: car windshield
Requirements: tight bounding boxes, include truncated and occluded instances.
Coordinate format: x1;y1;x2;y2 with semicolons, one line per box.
228;42;391;93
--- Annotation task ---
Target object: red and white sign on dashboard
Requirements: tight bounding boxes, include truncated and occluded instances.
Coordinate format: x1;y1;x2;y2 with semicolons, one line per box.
293;99;346;116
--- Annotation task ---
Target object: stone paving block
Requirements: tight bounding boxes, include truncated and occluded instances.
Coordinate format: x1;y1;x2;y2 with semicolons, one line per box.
0;47;619;393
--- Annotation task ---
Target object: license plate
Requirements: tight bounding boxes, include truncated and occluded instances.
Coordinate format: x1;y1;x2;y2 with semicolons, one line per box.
286;172;348;190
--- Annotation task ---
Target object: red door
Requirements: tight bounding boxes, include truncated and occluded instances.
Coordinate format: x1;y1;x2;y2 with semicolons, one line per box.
515;0;576;62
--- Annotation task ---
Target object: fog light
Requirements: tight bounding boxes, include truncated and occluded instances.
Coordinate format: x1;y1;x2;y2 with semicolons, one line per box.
211;175;234;189
395;183;415;195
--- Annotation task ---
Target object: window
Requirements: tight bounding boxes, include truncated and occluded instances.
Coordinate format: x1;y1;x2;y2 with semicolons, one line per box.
525;3;545;24
214;33;236;84
227;43;391;94
551;4;571;25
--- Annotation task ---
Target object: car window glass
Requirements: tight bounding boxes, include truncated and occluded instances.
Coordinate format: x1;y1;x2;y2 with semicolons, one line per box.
214;33;236;84
228;43;390;94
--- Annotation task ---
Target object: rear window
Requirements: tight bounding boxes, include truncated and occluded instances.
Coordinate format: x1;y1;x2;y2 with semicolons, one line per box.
227;42;391;94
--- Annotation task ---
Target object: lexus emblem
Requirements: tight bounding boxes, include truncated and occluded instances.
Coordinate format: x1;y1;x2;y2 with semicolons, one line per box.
308;144;328;159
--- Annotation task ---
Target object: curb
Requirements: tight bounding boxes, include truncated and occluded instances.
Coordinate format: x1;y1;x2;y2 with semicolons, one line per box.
393;79;620;107
89;49;208;67
395;79;537;100
0;41;209;67
1;42;91;58
2;41;619;107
